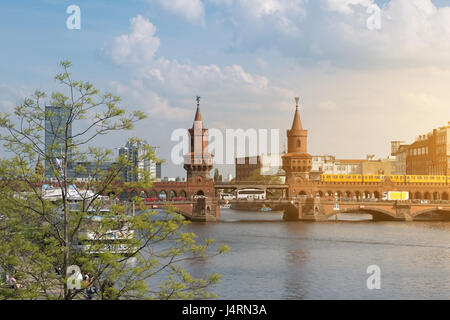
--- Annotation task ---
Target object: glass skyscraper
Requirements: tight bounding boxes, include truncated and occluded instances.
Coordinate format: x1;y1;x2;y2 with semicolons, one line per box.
44;105;72;178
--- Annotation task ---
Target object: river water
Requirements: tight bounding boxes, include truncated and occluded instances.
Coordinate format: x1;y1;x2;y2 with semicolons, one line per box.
180;208;450;300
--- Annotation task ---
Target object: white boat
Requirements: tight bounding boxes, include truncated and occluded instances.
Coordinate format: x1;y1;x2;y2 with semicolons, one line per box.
77;218;136;255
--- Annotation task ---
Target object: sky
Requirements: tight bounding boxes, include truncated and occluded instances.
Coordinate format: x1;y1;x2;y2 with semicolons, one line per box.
1;0;450;178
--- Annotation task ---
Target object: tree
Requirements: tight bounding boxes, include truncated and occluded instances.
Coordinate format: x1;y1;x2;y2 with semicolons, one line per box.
0;61;228;300
246;169;282;184
213;169;222;183
245;169;283;198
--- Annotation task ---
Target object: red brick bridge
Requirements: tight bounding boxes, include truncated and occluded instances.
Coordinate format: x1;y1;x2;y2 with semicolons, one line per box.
282;198;450;221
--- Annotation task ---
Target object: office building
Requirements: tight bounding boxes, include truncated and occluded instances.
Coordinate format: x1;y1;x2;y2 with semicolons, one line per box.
44;105;72;178
119;140;157;182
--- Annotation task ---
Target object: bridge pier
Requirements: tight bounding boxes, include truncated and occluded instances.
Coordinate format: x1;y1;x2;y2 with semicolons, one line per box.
283;197;327;221
394;203;413;221
282;202;301;221
178;197;220;222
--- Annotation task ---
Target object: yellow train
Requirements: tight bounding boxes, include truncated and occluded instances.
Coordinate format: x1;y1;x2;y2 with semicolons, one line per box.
320;174;449;184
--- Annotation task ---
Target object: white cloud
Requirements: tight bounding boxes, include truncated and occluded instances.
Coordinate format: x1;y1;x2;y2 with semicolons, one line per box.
0;83;30;113
207;0;233;6
200;0;450;68
319;0;450;66
149;0;205;25
256;58;269;69
108;15;160;65
1;100;15;111
231;0;307;36
325;0;373;15
113;80;192;121
106;15;295;122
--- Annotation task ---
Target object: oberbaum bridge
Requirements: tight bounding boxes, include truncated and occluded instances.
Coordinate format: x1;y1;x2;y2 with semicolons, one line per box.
122;97;450;222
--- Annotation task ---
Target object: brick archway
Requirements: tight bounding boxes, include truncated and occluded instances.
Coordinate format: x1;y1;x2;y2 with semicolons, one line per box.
169;190;177;200
159;190;167;200
412;208;450;220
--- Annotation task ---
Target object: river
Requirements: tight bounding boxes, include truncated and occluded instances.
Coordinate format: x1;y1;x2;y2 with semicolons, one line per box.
179;208;450;299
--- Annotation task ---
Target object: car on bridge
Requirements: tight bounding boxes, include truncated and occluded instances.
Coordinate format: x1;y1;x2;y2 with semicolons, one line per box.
144;197;158;202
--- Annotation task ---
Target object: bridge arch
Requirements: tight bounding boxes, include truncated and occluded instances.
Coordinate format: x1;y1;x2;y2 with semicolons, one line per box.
196;190;205;196
130;189;138;199
424;192;431;200
169;190;177;200
149;189;157;198
413;191;422;199
433;191;440;201
140;190;147;198
298;190;307;196
107;191;116;198
442;192;449;200
119;191;128;201
328;206;398;221
412;208;450;220
159;190;167;200
179;190;187;198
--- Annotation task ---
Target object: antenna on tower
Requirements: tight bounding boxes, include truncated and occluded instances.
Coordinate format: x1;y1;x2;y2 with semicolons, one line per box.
295;97;299;109
196;95;201;108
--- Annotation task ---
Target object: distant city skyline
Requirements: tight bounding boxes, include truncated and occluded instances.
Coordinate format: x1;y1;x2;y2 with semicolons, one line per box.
1;0;450;179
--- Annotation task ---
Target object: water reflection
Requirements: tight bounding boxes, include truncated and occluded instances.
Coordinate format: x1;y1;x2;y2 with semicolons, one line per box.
171;208;450;299
283;248;309;299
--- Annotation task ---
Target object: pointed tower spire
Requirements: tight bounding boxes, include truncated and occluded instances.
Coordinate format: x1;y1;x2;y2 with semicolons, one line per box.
291;97;303;130
282;96;312;185
185;95;213;179
194;95;202;122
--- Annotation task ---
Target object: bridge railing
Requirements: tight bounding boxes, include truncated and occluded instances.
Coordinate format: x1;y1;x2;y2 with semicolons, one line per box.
214;181;287;186
221;196;450;205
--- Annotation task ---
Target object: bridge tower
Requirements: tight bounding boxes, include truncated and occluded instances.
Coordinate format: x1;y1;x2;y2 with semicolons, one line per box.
184;96;214;180
183;96;218;220
282;97;312;184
